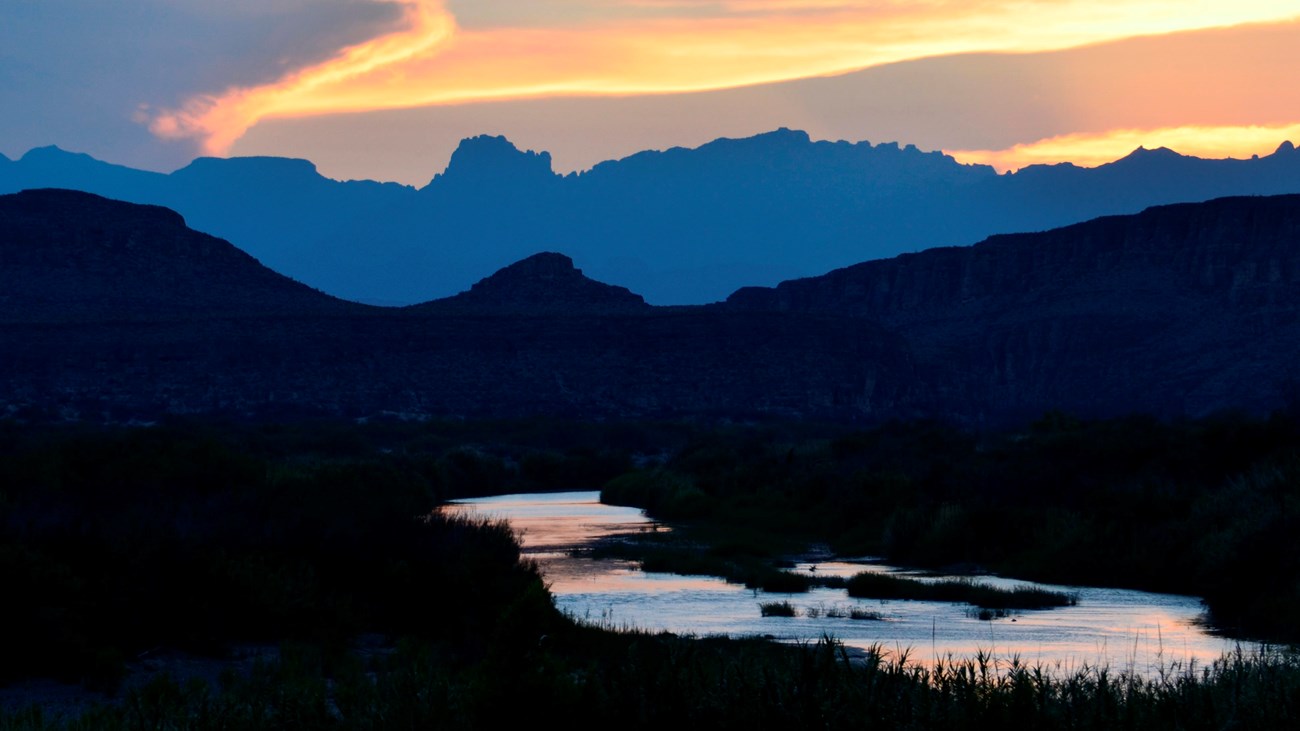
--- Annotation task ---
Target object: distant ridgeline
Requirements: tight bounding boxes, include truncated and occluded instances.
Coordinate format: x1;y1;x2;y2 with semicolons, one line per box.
1;131;1298;305
2;189;1299;424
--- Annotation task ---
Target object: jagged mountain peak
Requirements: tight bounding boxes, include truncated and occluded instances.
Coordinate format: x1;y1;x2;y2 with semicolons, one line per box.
430;134;556;189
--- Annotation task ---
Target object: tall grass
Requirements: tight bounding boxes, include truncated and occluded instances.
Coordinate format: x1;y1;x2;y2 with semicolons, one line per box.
5;638;1296;730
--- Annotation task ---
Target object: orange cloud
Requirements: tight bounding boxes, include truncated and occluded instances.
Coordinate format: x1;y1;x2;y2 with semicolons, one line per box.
949;124;1300;171
152;0;456;153
152;0;1300;155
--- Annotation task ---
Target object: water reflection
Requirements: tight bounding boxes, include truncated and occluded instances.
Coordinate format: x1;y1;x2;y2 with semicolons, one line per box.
445;491;1260;675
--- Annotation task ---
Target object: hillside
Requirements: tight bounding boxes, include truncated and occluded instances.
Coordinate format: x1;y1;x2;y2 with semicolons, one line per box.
0;189;362;321
0;190;909;422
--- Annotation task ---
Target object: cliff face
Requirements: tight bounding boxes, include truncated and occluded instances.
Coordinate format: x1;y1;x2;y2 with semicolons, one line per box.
729;195;1300;316
728;195;1300;421
428;134;558;191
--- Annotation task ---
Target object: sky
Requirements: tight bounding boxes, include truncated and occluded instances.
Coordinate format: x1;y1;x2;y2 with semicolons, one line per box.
3;1;1299;185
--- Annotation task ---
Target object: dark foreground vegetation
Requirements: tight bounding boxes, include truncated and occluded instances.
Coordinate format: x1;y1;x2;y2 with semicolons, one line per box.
4;630;1299;729
1;414;1298;728
0;420;547;688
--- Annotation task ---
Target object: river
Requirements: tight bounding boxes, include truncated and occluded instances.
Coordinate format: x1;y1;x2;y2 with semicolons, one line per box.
445;490;1260;675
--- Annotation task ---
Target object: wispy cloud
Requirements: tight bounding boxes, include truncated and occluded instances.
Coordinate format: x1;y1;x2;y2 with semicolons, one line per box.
152;0;456;153
150;0;1300;155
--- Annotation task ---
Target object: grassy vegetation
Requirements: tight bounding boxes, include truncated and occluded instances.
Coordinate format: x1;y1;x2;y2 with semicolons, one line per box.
798;603;883;621
759;600;798;617
4;635;1298;730
844;573;1077;610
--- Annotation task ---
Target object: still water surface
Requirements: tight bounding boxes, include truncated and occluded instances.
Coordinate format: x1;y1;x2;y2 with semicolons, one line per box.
446;491;1260;675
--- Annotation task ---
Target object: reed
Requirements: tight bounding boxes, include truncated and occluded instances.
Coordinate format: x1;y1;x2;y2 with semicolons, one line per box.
845;572;1077;610
759;601;798;617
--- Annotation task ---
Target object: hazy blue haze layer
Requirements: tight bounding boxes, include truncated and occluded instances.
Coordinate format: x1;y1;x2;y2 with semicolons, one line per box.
2;131;1298;305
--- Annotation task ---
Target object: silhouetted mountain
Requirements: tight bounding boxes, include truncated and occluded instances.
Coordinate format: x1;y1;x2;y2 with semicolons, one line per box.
0;191;908;422
12;146;164;200
429;134;558;190
0;149;419;306
0;189;361;321
3;132;1299;305
729;194;1300;421
416;252;648;314
7;189;1300;424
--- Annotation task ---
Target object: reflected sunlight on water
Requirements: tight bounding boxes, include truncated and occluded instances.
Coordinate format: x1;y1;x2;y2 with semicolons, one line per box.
445;491;1261;675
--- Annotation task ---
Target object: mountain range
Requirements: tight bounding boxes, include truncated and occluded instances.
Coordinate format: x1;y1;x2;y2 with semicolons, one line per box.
3;188;1298;425
2;131;1298;305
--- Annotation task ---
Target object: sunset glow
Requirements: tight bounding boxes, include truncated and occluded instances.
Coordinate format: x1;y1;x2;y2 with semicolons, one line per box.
950;124;1300;172
152;0;456;154
150;0;1300;157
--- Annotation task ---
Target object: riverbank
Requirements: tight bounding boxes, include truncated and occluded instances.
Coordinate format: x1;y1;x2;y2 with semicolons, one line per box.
599;413;1300;643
